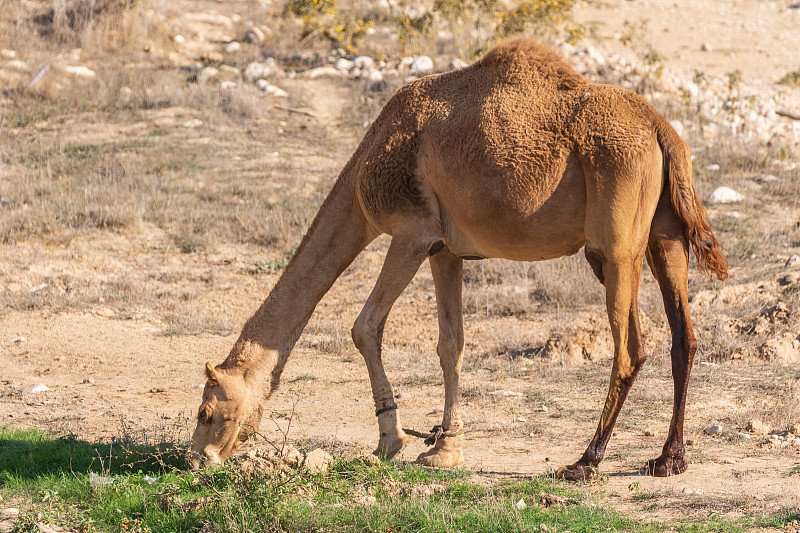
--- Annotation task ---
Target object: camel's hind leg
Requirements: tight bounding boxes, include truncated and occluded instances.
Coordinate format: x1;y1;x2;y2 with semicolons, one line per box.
352;228;440;459
417;248;465;468
644;193;697;476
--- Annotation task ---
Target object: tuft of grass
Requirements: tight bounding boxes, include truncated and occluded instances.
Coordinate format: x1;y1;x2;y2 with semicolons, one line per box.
779;68;800;86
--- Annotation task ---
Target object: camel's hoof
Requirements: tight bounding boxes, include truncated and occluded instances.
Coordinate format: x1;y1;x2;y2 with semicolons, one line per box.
373;434;409;461
644;456;687;477
556;463;598;482
416;447;465;468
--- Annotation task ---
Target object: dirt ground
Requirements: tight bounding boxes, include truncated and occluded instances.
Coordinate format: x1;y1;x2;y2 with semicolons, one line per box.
2;0;800;527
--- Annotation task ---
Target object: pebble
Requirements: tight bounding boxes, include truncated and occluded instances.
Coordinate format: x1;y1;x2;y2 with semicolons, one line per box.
219;81;237;90
644;429;655;437
303;66;344;78
707;186;744;204
0;49;16;59
119;86;133;99
1;508;19;517
395;392;412;399
736;432;751;439
427;408;445;415
223;41;241;53
682;486;703;495
686;438;695;446
82;377;94;384
516;417;527;422
705;163;721;171
62;65;96;77
21;384;50;395
449;58;468;70
409;56;434;74
173;34;185;44
701;42;713;52
6;336;26;343
183;119;203;128
721;458;737;464
193;384;205;389
304;448;333;474
353;56;374;70
786;254;800;268
255;80;288;97
196;66;219;85
514;498;527;510
244;60;283;81
333;58;354;72
244;27;265;44
705;424;722;435
397;56;415;69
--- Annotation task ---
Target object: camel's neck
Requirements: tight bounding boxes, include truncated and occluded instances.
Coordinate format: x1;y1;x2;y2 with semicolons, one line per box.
220;175;374;379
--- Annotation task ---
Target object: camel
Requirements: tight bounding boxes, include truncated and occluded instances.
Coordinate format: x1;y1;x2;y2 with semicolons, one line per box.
189;39;728;480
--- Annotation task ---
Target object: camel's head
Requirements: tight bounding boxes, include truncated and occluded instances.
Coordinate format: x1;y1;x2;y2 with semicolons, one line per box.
189;362;264;469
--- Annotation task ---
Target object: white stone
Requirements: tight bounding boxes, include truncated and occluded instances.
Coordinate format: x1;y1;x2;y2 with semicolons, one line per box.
183;119;203;128
1;508;19;517
395;392;412;399
244;61;283;81
219;81;237;90
244;27;265;44
363;68;383;82
706;163;721;171
196;66;219;85
21;384;50;395
119;86;133;99
224;41;241;53
705;424;722;435
255;80;288;97
62;65;95;77
449;58;468;70
334;58;354;72
701;42;713;52
303;66;344;79
82;377;94;384
707;187;744;204
724;211;741;218
409;56;434;74
514;498;527;510
682;486;703;495
5;59;27;70
0;49;16;59
398;56;415;69
491;390;524;397
353;56;374;70
6;336;26;343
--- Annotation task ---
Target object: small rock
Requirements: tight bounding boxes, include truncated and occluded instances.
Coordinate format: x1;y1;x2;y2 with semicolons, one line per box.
721;458;737;464
770;434;782;440
361;68;383;82
244;60;283;81
359;451;381;465
283;446;303;467
697;361;716;367
409;56;434;74
736;432;751;439
644;429;655;437
29;283;49;293
193;384;205;389
303;66;344;79
1;508;19;517
35;522;60;533
701;42;713;52
398;56;415;69
82;377;95;384
333;58;354;72
514;498;527;510
724;211;741;218
706;163;721;171
0;49;16;59
219;81;237;90
196;66;220;85
705;424;722;436
682;486;702;495
427;407;445;415
183;119;203;128
21;384;50;395
173;34;185;44
686;438;696;446
224;41;241;53
150;387;167;393
255;80;288;97
786;254;800;268
449;58;468;70
746;419;769;436
304;448;333;474
707;186;744;204
353;56;374;70
244;27;265;44
6;336;26;343
516;417;527;422
395;392;412;400
62;65;95;77
119;86;133;99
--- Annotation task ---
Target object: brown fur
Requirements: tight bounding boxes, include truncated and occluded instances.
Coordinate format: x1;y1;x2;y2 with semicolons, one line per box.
190;40;727;479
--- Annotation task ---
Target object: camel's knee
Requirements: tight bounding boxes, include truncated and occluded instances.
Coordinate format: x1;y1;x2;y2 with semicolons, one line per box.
436;333;463;360
352;314;380;355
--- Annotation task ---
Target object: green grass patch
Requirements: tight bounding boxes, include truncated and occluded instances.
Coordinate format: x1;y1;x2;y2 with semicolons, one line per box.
0;427;796;532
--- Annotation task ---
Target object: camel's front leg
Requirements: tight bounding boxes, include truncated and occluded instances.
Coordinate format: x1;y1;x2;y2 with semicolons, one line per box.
352;232;432;459
557;253;647;481
417;248;465;468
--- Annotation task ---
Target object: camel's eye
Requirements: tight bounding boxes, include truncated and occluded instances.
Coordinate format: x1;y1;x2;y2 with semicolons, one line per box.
198;404;213;424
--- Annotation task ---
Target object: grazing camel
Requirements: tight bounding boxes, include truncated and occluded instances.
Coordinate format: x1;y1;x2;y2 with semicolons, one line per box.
190;39;727;480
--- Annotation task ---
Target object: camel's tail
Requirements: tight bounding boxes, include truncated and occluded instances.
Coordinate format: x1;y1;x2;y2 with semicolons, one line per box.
656;125;728;281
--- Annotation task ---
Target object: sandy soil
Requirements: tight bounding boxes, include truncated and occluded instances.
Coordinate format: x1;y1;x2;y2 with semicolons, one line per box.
2;0;800;527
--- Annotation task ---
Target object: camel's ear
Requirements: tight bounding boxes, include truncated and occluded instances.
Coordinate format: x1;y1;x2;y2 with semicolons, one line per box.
205;362;222;384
